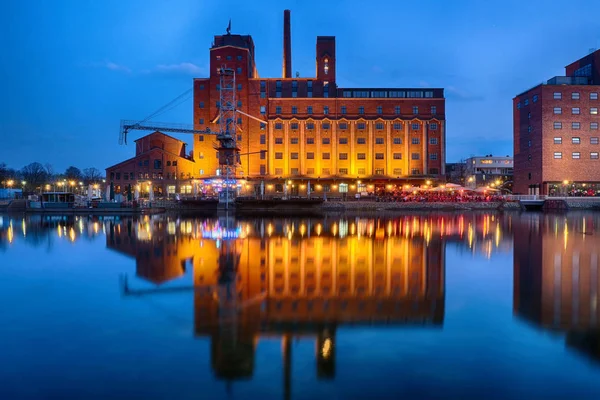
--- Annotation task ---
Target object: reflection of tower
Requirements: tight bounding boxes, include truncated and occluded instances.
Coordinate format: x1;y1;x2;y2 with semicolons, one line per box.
316;327;336;379
513;213;600;363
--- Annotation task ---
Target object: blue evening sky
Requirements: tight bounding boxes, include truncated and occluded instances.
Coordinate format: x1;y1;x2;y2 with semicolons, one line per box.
2;0;599;172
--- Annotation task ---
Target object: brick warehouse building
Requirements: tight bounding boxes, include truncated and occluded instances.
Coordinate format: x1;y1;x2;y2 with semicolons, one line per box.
193;10;446;196
514;49;600;195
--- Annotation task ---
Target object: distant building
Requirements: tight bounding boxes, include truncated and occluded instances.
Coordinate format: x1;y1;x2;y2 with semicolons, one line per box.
193;9;446;197
464;155;513;190
514;49;600;195
105;131;197;198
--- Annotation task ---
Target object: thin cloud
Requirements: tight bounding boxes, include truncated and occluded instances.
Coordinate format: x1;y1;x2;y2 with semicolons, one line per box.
86;60;131;73
154;62;205;75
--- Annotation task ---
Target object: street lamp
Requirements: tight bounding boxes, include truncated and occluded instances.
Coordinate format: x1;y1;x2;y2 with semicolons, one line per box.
7;180;14;188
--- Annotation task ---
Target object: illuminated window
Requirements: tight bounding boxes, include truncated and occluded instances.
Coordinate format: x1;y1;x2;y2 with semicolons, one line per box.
393;153;402;159
572;122;580;129
553;107;562;114
553;152;562;159
572;92;580;100
306;152;315;159
291;153;298;159
572;107;580;114
592;137;600;144
592;152;599;159
357;153;366;160
374;168;384;175
411;168;420;175
275;152;283;159
323;58;329;75
572;152;581;159
591;108;598;115
339;168;348;175
553;137;562;144
393;168;402;175
358;168;366;174
554;122;562;129
339;153;348;160
592;122;599;130
591;92;598;100
572;137;581;144
554;92;562;99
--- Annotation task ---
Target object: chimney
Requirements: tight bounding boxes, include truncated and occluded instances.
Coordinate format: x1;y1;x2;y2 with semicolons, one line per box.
282;10;292;78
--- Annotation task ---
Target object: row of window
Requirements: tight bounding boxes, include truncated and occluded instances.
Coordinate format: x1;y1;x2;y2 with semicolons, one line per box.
268;167;437;176
518;92;599;108
272;122;437;130
342;90;435;98
272;152;437;160
553;152;599;159
135;159;178;168
268;105;437;115
110;172;188;180
552;121;599;129
553;107;598;115
553;137;599;144
270;136;438;145
214;55;244;62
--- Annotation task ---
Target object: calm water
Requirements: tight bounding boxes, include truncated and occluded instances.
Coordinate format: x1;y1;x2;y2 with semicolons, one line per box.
1;211;600;399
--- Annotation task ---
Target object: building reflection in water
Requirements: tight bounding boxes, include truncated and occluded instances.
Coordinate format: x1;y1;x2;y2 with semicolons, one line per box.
103;213;512;390
514;212;600;363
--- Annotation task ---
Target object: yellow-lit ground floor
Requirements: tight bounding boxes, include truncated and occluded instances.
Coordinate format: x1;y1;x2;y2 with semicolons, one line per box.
111;176;443;199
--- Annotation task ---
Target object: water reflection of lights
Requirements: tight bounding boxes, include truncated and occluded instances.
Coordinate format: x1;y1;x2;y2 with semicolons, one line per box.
69;227;76;242
321;338;332;359
201;226;242;240
7;221;14;243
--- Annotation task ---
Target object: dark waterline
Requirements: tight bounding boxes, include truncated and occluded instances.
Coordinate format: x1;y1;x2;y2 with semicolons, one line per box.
1;211;600;399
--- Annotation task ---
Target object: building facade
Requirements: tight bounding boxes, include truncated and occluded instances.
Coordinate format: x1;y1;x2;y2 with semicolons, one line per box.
464;155;513;190
514;49;600;195
193;10;446;196
105;131;197;198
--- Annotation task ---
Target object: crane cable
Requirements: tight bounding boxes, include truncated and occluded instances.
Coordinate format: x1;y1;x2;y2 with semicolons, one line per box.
136;87;193;125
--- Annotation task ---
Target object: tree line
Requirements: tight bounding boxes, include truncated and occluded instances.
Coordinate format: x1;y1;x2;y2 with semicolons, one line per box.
0;162;103;190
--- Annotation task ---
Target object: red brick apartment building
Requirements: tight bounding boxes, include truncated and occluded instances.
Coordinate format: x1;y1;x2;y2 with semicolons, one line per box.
194;10;446;196
514;49;600;195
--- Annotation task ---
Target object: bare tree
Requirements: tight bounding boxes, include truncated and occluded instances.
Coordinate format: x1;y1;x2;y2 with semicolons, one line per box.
65;166;82;181
82;167;103;184
21;162;48;187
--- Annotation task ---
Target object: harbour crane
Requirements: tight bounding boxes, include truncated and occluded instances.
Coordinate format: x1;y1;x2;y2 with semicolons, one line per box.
118;67;267;180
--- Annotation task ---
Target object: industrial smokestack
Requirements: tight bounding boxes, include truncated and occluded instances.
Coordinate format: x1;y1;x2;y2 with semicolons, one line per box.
283;10;292;78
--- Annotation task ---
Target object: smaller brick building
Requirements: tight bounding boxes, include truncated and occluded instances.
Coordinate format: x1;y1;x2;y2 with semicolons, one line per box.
514;49;600;195
105;131;198;198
